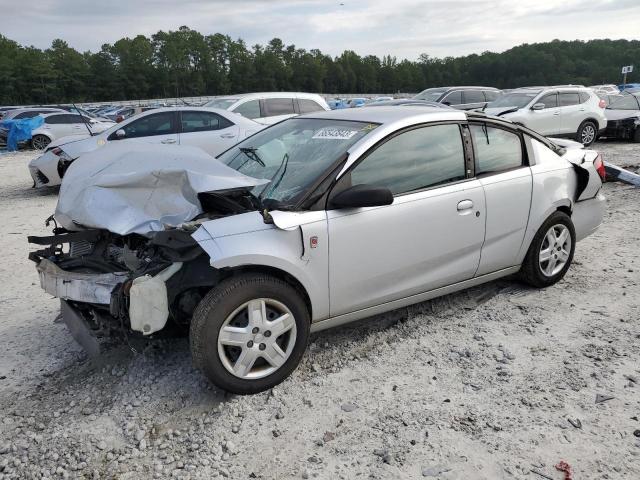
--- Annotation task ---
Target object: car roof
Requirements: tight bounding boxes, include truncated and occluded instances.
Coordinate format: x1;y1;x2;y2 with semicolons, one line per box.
300;105;466;125
216;92;324;100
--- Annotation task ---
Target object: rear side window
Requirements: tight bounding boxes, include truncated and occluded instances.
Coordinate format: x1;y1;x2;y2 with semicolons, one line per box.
441;91;462;105
298;99;325;114
464;90;485;104
44;115;65;124
484;90;499;101
470;124;523;175
233;100;261;119
558;93;580;107
15;112;40;119
538;93;558;108
180;111;232;133
579;92;590;104
264;98;296;117
118;112;175;139
350;124;466;195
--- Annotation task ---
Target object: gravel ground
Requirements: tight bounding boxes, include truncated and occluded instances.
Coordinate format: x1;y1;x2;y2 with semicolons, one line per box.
0;141;639;480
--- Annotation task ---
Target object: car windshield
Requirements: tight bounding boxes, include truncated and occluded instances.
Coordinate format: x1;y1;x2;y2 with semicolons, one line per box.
487;92;539;109
205;98;239;110
218;118;378;207
607;94;640;110
414;88;447;101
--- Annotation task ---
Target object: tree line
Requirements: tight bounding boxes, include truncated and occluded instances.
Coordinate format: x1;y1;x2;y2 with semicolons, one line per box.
0;27;638;105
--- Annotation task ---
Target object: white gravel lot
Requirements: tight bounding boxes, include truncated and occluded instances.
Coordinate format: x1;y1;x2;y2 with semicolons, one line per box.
0;141;639;480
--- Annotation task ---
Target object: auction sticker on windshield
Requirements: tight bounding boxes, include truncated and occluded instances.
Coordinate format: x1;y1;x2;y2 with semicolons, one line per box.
313;128;359;140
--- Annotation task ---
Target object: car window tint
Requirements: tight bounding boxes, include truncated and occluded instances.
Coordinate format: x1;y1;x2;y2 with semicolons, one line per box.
180;111;232;133
558;93;580;107
15;112;40;119
350;124;466;195
539;93;557;108
608;95;639;110
464;90;485;103
65;114;85;123
233;100;261;119
470;124;523;175
121;112;175;138
441;91;462;105
298;99;325;114
264;98;296;116
44;115;65;124
484;90;499;101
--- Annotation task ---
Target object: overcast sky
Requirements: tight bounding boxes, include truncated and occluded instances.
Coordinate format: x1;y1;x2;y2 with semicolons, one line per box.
3;0;640;59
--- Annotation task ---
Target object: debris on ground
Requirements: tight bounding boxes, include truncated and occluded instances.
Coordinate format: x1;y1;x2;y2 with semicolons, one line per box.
605;161;640;186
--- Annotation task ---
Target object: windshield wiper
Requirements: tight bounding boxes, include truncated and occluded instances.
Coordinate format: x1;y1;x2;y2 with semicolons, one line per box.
497;107;519;117
239;147;265;167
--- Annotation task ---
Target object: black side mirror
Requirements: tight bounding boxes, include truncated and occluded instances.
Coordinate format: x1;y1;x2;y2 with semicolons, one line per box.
330;184;393;209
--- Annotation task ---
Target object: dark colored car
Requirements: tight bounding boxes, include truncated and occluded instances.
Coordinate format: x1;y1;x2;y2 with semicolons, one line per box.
603;93;640;142
413;86;500;110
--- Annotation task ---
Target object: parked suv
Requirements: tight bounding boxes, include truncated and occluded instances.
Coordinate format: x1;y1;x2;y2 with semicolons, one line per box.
485;86;607;145
414;86;500;110
204;92;330;124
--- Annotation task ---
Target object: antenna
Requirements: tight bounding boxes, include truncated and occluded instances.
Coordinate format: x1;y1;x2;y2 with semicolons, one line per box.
72;102;94;136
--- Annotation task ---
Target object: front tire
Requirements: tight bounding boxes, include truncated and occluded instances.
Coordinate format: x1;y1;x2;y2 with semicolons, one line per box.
31;134;51;150
190;273;310;394
520;212;576;288
577;121;597;146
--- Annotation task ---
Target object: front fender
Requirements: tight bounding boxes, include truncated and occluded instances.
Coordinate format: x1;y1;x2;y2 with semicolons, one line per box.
193;212;330;321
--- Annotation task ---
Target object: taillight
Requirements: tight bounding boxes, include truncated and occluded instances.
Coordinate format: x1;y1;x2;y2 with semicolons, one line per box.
594;154;606;182
51;147;62;156
598;99;606;108
116;115;124;123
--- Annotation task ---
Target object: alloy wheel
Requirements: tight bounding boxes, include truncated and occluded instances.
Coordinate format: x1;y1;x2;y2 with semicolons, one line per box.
539;224;572;277
31;135;50;150
217;298;297;379
581;124;596;145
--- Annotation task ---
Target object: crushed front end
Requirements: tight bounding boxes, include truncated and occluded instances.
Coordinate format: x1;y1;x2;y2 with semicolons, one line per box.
29;226;221;355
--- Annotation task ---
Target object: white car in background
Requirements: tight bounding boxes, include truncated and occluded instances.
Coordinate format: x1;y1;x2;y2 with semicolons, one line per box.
484;86;607;146
589;84;619;95
28;107;265;188
204;92;330;125
30;112;115;150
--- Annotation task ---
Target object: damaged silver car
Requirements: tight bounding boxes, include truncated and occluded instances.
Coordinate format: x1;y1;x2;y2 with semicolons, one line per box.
29;107;606;394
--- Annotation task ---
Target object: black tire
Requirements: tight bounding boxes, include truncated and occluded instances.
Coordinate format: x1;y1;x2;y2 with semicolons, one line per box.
31;134;51;150
576;120;597;146
190;273;310;395
519;211;576;288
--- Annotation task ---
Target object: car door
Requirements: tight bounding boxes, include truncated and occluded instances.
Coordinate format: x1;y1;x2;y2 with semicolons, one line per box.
41;114;77;139
527;92;560;135
67;114;93;136
557;92;582;135
107;110;178;146
326;123;486;316
178;110;239;156
469;122;532;276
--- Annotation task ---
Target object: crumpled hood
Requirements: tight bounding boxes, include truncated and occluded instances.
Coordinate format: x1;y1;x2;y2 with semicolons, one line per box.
483;107;520;117
55;143;267;236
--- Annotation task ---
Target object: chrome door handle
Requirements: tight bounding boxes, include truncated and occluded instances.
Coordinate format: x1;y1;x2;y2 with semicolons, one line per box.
457;200;474;211
220;133;235;138
161;139;176;144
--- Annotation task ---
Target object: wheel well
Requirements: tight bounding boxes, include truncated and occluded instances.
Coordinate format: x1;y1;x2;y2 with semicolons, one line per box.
556;205;572;217
221;265;313;319
580;118;599;128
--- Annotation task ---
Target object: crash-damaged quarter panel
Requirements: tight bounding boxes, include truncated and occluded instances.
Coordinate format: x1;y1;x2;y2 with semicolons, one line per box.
193;211;330;321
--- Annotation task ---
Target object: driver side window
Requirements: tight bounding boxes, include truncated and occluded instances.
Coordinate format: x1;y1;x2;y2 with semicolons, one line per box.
118;112;176;139
350;124;466;196
538;93;557;108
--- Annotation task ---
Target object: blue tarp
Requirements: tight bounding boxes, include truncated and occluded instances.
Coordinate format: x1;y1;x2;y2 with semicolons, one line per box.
0;116;44;151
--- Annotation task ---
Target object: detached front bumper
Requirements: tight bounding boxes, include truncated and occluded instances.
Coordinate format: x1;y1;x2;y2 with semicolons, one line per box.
37;258;127;304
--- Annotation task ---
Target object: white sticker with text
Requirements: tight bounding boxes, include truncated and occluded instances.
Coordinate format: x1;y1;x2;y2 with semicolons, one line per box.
312;128;358;140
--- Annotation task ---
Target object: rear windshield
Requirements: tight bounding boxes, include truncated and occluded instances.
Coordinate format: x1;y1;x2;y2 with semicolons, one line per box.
414;88;447;101
205;98;239;110
488;92;539;109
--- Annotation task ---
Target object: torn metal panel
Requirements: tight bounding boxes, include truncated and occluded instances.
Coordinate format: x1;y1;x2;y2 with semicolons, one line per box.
55;143;267;236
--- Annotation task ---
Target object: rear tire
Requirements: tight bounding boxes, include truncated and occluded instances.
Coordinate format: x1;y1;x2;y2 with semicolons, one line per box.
520;212;576;288
577;121;597;146
31;134;51;150
190;273;310;395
